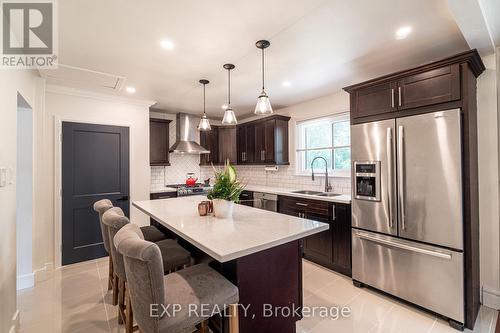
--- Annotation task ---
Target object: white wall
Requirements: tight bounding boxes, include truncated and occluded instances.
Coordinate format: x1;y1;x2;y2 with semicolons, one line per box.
16;106;34;290
477;52;500;309
37;86;152;269
0;70;42;333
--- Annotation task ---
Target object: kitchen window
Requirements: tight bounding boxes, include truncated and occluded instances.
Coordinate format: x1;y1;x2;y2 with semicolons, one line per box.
296;113;350;177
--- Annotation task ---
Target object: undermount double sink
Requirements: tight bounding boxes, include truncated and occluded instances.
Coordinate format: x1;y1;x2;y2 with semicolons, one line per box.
291;190;342;197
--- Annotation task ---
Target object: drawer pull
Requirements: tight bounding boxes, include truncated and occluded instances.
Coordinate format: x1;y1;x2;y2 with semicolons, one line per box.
356;231;452;260
295;202;308;207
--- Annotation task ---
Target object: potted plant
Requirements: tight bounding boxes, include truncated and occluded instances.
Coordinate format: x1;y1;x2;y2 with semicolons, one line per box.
206;160;245;218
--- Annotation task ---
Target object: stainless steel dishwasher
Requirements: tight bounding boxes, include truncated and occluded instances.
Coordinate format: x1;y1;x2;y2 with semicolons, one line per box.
253;192;278;212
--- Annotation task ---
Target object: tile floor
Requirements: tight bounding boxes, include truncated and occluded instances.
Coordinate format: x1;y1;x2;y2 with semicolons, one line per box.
17;258;498;333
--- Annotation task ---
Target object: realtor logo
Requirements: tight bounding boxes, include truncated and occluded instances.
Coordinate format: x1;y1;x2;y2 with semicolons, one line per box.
1;0;57;68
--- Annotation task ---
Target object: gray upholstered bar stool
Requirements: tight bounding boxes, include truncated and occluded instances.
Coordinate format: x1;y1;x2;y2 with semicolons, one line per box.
93;199;168;306
114;223;239;333
93;199;115;293
103;207;192;333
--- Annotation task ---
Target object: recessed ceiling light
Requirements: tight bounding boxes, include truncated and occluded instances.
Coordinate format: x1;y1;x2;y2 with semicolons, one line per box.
221;104;228;110
160;39;175;50
126;86;136;93
282;80;292;87
395;26;412;40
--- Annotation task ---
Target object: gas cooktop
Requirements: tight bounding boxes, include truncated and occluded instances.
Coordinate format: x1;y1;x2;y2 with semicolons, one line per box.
166;183;212;196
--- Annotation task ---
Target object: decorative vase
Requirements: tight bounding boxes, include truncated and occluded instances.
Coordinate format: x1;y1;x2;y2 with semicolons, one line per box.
212;199;234;218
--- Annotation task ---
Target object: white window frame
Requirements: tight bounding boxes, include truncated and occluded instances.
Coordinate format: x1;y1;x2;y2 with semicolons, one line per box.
295;112;351;178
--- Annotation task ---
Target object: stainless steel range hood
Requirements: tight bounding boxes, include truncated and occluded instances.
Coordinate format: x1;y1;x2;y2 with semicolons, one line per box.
169;113;210;154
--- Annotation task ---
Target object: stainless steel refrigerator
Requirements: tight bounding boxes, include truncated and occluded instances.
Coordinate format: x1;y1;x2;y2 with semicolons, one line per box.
351;109;465;325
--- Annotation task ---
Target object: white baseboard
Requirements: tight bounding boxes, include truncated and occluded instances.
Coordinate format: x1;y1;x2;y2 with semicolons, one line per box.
16;273;34;290
33;262;54;283
9;310;19;333
482;287;500;310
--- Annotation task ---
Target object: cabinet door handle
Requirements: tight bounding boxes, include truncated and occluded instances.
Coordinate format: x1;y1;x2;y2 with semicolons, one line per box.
332;205;336;221
296;202;308;207
391;88;395;108
398;86;402;107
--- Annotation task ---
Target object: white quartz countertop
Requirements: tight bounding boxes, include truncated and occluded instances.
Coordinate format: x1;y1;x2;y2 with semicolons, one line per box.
150;187;178;194
133;196;329;262
243;185;352;204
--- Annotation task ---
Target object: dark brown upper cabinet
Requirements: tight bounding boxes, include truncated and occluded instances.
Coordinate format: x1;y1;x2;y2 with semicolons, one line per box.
238;115;290;165
199;126;219;166
150;118;172;166
217;126;237;164
344;50;484;123
237;123;255;164
349;81;398;118
397;64;460;110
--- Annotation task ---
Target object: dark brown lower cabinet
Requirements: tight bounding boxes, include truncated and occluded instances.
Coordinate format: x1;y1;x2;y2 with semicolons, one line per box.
238;190;254;207
278;195;351;276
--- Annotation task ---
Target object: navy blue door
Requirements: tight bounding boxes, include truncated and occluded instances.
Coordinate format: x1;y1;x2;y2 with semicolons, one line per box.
62;122;130;265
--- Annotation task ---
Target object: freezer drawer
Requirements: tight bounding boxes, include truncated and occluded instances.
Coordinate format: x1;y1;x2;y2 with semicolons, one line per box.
352;229;464;323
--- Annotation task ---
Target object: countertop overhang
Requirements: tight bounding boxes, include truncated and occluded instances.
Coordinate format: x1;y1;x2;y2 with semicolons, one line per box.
133;196;329;262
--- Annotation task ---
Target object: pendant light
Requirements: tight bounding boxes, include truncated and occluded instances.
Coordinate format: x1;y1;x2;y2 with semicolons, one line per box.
197;79;211;131
222;63;237;125
254;40;273;115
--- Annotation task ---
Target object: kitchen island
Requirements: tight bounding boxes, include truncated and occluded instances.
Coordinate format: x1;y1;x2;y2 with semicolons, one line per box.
133;196;329;333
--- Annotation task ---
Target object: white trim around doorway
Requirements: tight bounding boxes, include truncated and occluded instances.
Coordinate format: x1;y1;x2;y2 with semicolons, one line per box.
53;116;133;268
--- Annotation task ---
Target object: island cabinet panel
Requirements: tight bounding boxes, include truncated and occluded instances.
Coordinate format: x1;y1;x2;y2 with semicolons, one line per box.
200;126;219;165
216;240;302;333
218;126;237;164
278;195;352;276
237;115;290;165
150;119;171;166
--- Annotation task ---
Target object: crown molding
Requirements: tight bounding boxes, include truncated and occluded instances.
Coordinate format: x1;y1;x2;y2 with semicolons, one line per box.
45;84;157;107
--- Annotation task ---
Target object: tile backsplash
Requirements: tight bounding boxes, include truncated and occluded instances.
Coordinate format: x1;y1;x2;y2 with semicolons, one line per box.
152;163;351;195
200;165;351;195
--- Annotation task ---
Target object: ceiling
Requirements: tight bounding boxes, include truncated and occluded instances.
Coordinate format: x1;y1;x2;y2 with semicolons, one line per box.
51;0;469;118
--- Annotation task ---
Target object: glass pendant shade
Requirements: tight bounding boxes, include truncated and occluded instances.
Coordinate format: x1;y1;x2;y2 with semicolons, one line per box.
197;79;211;131
254;40;273;115
222;107;237;125
197;114;211;131
254;90;273;115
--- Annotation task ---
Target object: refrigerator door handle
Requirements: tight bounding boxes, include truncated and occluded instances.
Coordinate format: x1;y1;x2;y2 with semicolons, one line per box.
355;231;452;260
398;125;406;230
387;127;394;229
